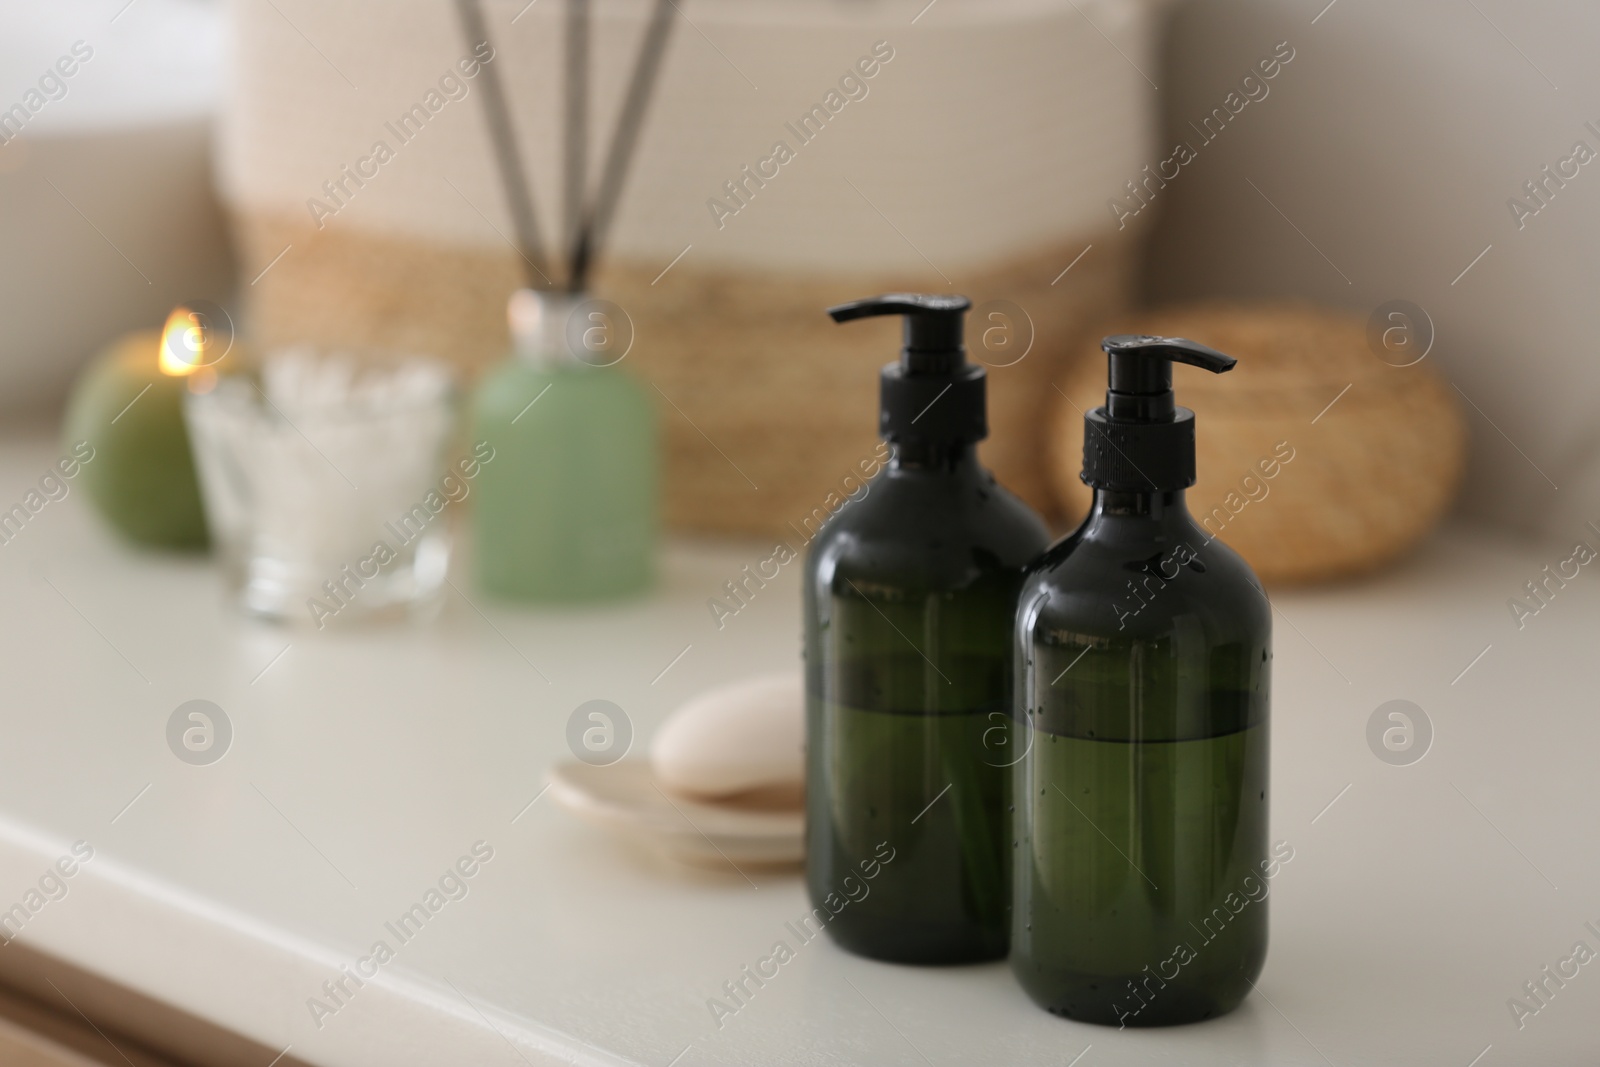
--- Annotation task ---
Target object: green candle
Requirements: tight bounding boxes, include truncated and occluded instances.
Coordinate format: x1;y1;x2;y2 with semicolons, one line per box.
63;309;214;549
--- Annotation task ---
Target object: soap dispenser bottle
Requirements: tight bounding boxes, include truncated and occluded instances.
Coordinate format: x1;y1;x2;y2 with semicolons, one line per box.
1012;335;1270;1025
804;294;1050;964
471;289;656;601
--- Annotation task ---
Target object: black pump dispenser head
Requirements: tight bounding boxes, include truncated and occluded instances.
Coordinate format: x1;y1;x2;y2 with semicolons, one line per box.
828;293;985;444
1083;334;1237;493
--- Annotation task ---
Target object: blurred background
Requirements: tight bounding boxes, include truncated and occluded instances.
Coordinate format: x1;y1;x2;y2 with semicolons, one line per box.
3;0;1593;550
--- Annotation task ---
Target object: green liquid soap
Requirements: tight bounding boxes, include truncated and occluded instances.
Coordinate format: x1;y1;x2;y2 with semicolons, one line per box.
471;291;656;602
1013;334;1271;1025
1015;701;1268;1023
808;652;1017;962
805;294;1049;964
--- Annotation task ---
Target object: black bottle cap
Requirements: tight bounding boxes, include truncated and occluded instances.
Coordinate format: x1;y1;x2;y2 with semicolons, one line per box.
827;293;985;444
1082;334;1237;492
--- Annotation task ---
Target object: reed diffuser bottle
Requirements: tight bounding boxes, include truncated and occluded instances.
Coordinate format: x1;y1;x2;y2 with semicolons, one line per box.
471;290;655;600
804;294;1049;963
1012;335;1270;1025
456;0;673;602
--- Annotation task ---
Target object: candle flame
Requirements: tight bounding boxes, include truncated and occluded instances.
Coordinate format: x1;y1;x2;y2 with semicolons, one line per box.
159;307;206;377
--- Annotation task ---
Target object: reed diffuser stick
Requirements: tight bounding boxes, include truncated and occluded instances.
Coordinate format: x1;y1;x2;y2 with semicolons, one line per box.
568;0;675;293
454;0;551;289
564;0;590;290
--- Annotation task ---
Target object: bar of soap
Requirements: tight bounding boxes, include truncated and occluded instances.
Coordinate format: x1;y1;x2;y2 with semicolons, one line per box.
651;674;802;805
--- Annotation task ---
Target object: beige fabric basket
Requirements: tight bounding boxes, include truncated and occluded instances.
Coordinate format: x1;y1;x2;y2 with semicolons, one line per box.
221;0;1163;534
236;215;1133;532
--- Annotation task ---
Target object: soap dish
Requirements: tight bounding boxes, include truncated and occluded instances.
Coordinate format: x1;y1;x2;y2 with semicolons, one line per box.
547;760;802;869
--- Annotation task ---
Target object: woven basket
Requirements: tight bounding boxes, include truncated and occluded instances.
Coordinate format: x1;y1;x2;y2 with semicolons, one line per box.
236;213;1133;534
221;0;1163;535
1046;302;1467;584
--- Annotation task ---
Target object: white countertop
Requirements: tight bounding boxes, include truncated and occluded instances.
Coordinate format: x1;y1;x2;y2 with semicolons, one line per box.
0;433;1594;1066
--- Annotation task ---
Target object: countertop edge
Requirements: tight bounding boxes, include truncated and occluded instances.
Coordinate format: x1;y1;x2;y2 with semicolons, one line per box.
0;814;645;1067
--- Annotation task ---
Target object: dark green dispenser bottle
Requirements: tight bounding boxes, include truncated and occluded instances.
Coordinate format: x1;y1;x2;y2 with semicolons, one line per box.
804;294;1050;964
1012;335;1271;1025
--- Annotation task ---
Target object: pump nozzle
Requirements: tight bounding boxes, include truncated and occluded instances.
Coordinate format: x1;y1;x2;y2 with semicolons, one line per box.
827;293;984;444
1101;334;1235;420
1081;333;1240;493
829;294;971;370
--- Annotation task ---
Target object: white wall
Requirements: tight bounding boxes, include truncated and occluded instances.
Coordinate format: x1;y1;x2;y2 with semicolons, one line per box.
1144;0;1599;540
0;0;233;414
